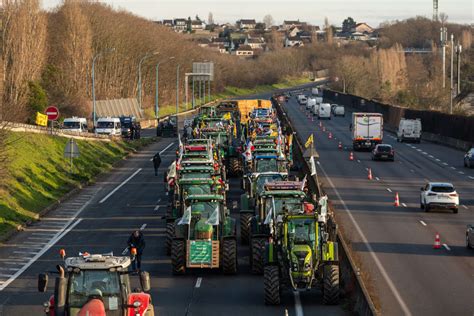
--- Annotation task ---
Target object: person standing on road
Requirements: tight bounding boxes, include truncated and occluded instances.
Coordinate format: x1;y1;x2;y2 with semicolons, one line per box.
152;152;162;176
128;230;146;271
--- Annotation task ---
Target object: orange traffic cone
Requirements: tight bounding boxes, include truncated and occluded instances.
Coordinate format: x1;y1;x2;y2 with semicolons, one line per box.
368;168;373;180
328;132;333;139
338;141;342;150
433;233;441;249
394;192;400;207
319;121;322;128
349;152;354;161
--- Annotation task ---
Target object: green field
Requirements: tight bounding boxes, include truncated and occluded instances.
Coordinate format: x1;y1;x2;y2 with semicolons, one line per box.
0;133;153;238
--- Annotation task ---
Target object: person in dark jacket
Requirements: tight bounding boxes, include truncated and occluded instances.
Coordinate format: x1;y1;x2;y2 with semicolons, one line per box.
152;152;162;176
128;230;146;271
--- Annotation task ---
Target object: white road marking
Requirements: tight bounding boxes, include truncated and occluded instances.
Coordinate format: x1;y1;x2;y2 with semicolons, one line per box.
442;244;451;251
416;149;422;152
99;168;142;204
375;177;380;181
0;267;18;271
31;232;56;236
387;188;392;193
121;247;129;255
422;152;427;155
442;162;448;166
365;167;369;171
0;219;83;292
428;155;434;158
402;203;407;207
12;251;37;255
419;220;427;226
149;142;175;161
293;291;304;316
316;162;412;316
195;277;202;288
458;171;464;175
462;205;468;209
435;159;440;162
27;237;50;240
450;167;456;170
140;224;147;231
469;176;474;180
357;160;361;163
154;205;160;211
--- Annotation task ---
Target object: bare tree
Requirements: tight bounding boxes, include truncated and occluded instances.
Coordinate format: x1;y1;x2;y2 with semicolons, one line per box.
208;12;214;25
439;12;448;26
263;14;274;29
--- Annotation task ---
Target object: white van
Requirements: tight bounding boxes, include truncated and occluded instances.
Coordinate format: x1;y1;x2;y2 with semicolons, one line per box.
307;98;317;111
318;103;332;120
63;117;88;133
95;117;121;136
311;87;319;96
333;105;345;117
397;118;422;143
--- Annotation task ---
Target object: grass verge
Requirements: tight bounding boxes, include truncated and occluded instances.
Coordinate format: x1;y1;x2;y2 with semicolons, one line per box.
0;132;154;239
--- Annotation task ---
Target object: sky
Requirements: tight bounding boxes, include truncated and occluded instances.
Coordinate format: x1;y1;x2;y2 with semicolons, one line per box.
42;0;473;27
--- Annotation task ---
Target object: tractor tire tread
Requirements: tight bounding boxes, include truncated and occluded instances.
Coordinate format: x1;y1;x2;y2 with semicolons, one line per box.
264;265;281;305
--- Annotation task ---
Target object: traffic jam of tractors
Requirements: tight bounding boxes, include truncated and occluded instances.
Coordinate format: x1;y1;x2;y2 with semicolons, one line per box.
37;96;340;315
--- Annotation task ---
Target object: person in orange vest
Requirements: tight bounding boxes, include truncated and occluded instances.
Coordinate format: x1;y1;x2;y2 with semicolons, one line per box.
128;230;146;272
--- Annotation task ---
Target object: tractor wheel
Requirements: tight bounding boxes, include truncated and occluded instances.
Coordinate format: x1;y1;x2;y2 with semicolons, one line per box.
264;265;281;305
323;264;340;305
240;213;252;245
222;239;237;274
165;223;175;255
171;239;186;275
251;237;265;274
229;157;240;177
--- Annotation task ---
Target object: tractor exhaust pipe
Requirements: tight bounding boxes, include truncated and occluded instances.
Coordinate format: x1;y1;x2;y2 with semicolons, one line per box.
54;265;66;316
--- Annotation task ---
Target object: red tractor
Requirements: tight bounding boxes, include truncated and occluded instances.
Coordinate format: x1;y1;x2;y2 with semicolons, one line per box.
38;251;154;316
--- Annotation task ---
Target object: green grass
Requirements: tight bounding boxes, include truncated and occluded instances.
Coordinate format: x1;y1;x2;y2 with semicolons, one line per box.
146;76;310;119
0;132;154;238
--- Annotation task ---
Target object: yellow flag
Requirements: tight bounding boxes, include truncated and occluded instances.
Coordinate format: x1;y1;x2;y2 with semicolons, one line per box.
305;134;313;148
35;112;48;127
223;112;231;120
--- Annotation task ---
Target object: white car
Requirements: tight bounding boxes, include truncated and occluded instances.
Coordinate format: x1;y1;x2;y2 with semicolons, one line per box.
420;182;459;213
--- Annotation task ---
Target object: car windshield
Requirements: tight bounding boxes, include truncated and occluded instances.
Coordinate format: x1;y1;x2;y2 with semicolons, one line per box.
256;159;278;172
183;184;212;195
288;219;316;246
377;145;392;152
266;197;303;215
68;270;121;310
97;121;115;128
189;201;219;217
431;185;454;193
256;174;284;192
63;122;80;129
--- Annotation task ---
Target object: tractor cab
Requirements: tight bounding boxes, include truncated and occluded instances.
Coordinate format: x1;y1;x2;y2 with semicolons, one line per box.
38;252;153;316
253;155;287;174
157;115;177;137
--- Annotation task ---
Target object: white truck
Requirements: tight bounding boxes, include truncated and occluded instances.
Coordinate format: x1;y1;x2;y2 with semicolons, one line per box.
351;113;383;150
397;118;422;143
95;117;121;136
318;103;332;120
62;117;88;133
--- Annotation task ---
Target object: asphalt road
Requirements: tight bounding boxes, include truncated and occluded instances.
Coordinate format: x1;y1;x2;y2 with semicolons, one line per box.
281;94;474;316
0;124;347;313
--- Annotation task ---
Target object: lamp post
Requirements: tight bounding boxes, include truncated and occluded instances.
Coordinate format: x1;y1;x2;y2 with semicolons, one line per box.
176;64;181;132
155;57;175;120
138;51;159;110
92;47;115;128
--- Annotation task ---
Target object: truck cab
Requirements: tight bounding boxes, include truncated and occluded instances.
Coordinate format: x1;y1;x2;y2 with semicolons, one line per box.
63;117;88;133
95;117;121;136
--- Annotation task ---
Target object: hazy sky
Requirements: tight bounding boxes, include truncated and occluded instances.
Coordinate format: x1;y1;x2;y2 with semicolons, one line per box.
42;0;473;27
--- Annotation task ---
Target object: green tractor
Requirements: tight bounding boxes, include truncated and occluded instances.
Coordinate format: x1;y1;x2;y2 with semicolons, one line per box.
171;194;237;275
264;213;340;305
248;181;307;274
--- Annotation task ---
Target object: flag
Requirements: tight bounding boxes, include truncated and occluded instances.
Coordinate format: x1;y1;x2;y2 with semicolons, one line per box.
264;207;273;225
178;134;183;156
300;175;307;191
310;156;317;176
305;134;313;148
206;205;220;225
178;206;192;225
35;112;48;127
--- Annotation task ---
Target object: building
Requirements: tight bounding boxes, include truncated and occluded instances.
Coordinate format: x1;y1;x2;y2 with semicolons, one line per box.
173;18;187;32
234;45;254;57
284;36;304;47
237;19;257;29
354;22;374;34
191;20;205;31
283;20;304;30
245;37;266;50
162;19;173;27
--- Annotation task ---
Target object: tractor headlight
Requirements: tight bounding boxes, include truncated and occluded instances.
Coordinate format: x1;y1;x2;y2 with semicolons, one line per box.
292;262;298;271
304;263;312;271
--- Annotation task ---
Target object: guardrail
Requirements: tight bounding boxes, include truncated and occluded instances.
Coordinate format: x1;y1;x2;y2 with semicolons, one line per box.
271;95;377;316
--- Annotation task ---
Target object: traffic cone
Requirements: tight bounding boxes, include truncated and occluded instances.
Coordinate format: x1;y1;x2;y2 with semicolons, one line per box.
328;132;333;139
368;168;373;180
433;233;441;249
319;121;322;128
338;141;342;150
394;192;400;207
349;152;354;161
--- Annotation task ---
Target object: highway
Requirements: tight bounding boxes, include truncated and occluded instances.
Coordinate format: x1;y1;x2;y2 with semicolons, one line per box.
0;121;347;314
281;93;474;315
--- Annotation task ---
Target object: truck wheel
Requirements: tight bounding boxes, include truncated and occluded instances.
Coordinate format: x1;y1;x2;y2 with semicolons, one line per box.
453;207;458;214
323;265;340;305
222;239;237;274
240;213;252;245
424;204;430;213
165;223;175;255
251;237;265;274
171;239;186;275
264;265;281;305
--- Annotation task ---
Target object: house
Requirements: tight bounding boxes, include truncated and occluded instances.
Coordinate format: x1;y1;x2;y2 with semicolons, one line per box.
354;22;374;34
288;26;301;37
208;43;228;54
234;45;254;57
297;31;312;40
237;19;257;29
173;18;187;32
213;37;231;49
245;37;266;50
283;20;304;30
191;20;205;31
162;19;173;27
350;32;369;41
284;36;304;47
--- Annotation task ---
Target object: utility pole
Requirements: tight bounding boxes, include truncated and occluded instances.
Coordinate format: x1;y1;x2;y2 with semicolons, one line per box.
192;77;195;109
440;27;447;89
450;34;454;114
176;64;181;132
456;43;462;95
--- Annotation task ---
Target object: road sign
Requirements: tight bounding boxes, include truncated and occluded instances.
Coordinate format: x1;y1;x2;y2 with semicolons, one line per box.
192;62;214;81
35;112;48;127
64;138;80;158
45;106;59;121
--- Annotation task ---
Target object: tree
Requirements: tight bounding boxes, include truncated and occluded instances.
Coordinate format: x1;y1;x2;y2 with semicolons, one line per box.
208;12;214;25
439;12;448;25
263;14;274;29
26;81;48;122
342;17;356;33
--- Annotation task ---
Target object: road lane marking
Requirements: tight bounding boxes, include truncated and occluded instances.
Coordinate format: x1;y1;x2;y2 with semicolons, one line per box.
357;160;361;163
13;251;37;255
99;168;142;204
375;177;380;181
419;220;427;226
442;244;451;251
154;205;160;211
316;161;412;316
402;203;407;207
0;219;83;292
442;162;448;166
293;291;303;316
140;224;147;231
450;167;456;170
387;188;392;193
435;158;440;162
428;155;434;158
469;176;474;180
462;205;468;209
195;277;202;288
458;171;464;175
422;152;427;155
149;142;175;161
27;237;50;240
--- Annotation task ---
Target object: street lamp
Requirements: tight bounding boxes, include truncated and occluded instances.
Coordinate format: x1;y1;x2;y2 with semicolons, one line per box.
92;47;115;127
138;51;159;110
155;57;175;119
176;64;181;133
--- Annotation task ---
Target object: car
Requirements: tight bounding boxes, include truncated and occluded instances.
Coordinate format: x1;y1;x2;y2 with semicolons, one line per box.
466;225;474;248
464;147;474;168
420;182;459;213
371;144;394;161
299;96;308;106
